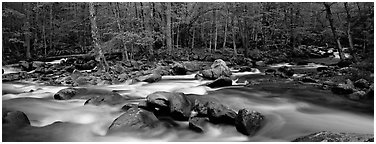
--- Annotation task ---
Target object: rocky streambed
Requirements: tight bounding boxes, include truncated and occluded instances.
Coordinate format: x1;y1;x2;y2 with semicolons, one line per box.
2;58;374;142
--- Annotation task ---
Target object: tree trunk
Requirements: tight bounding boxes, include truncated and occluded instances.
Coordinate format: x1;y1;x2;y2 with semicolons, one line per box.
49;4;53;53
89;2;109;72
166;2;173;56
176;24;179;48
222;9;228;49
344;3;355;51
323;2;345;60
24;2;31;59
214;11;218;51
232;16;237;56
114;2;129;61
191;28;195;49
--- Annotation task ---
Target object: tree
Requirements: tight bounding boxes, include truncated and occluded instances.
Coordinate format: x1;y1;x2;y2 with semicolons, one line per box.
89;2;109;72
166;2;172;56
24;2;31;59
323;2;345;60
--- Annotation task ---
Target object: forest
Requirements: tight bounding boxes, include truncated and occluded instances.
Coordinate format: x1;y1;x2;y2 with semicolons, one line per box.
2;2;375;142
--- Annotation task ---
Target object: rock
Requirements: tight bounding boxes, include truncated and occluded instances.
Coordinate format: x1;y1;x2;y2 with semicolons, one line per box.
182;61;201;72
301;77;318;83
265;69;276;75
255;61;265;67
71;69;83;80
354;79;370;89
191;100;236;125
239;66;254;72
277;66;294;77
32;61;45;69
331;79;355;95
84;92;128;106
19;60;32;71
54;87;122;100
108;107;160;133
2;109;30;128
136;73;161;83
189;117;209;133
117;73;129;82
348;91;366;101
235;109;264;136
171;62;187;75
296;60;310;65
146;91;192;120
336;60;352;68
199;59;232;80
292;131;374;142
365;83;374;99
205;76;232;88
121;103;137;111
317;67;329;72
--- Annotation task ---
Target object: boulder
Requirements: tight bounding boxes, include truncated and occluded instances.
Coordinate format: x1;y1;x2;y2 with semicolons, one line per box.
331;79;355;95
235;109;264;136
2;109;30;128
317;67;329;72
136;73;162;83
146;91;192;120
239;66;255;72
19;61;32;71
84;92;128;106
365;83;374;100
71;69;83;80
199;59;232;80
277;66;294;77
192;100;236;125
108;107;160;133
189;117;209;133
301;77;318;83
54;87;122;100
255;61;266;67
171;62;187;75
347;91;366;101
32;61;45;69
292;131;374;142
265;69;276;75
205;76;232;88
354;79;370;89
117;73;129;82
336;60;352;68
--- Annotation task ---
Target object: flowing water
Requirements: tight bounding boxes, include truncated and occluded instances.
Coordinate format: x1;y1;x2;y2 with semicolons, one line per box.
2;64;374;142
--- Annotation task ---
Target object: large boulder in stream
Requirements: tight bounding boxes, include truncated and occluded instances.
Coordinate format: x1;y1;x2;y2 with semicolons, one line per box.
197;59;232;80
205;76;232;88
108;107;160;133
292;131;374;142
2;109;30;129
235;109;264;136
84;93;130;106
146;91;192;120
136;72;162;83
277;66;294;77
54;87;124;102
331;79;355;95
192;100;237;125
189;116;209;133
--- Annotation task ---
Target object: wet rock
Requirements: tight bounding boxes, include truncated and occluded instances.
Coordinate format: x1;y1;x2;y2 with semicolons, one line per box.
146;91;192;120
277;66;294;77
348;91;366;101
84;92;128;106
182;61;201;72
191;99;236;125
296;60;310;65
301;77;318;83
235;109;264;136
255;61;265;67
32;61;45;69
292;131;374;142
171;62;187;75
239;66;255;72
205;76;232;88
108;107;160;132
365;83;374;99
121;103;137;111
117;73;129;82
19;61;32;71
2;109;30;128
54;87;121;100
331;79;355;95
265;69;276;75
354;79;370;89
71;69;83;80
136;72;161;83
317;67;329;72
189;117;209;133
336;60;352;68
199;59;232;80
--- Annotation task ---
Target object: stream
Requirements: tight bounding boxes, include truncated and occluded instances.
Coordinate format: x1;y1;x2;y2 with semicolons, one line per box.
2;63;373;142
